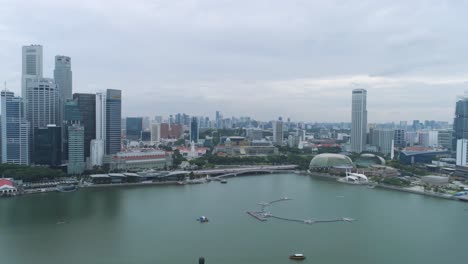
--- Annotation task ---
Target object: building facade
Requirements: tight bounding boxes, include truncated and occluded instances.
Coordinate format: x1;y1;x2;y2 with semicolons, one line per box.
351;89;367;153
22;45;43;101
438;129;453;151
453;95;468;149
190;117;199;143
67;124;85;175
1;91;29;165
126;117;143;141
456;139;468;166
105;89;122;155
54;55;72;101
73;93;96;158
33;125;62;166
151;122;161;143
272;120;283;145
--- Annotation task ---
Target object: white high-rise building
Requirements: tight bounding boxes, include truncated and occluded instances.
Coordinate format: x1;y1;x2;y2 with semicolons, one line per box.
351;89;367;153
26;78;60;131
22;45;43;100
54;55;72;101
456;139;468;166
272;120;283;145
90;92;106;167
151;122;161;144
1;90;30;165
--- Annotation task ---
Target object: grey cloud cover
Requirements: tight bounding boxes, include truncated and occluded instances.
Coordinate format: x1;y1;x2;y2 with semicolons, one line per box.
1;0;467;122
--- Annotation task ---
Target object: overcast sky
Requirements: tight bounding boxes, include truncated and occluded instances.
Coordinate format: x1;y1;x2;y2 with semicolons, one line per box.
1;0;467;122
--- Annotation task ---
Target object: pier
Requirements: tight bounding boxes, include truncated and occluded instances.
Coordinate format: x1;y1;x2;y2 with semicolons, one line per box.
247;197;355;225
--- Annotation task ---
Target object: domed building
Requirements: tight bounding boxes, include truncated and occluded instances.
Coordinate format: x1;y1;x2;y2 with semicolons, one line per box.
309;153;354;171
355;153;386;168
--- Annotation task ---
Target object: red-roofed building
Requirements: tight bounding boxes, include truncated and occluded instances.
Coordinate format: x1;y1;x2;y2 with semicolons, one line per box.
0;179;17;196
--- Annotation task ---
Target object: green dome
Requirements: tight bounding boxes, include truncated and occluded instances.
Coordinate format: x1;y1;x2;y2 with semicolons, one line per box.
309;153;354;169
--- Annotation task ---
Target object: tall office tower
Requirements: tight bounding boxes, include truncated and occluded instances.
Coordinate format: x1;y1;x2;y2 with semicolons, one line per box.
54;56;72;101
272;120;284;145
351;89;367;153
62;100;81;161
456;139;468;166
67;124;85;175
453;94;468;149
22;45;43;100
106;89;122;154
91;92;106;166
73;93;96;158
215;111;221;129
33;125;62;166
190;117;199;143
394;129;406;148
151;122;161;144
126;117;143;141
26;78;60;133
1;91;30;165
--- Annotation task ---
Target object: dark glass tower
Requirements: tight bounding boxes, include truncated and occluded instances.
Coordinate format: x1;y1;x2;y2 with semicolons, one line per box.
106;89;122;154
126;117;143;141
34;125;62;166
73;93;96;158
453;97;468;149
190;117;199;143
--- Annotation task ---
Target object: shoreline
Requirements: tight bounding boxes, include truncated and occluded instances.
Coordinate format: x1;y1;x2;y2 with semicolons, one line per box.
307;171;464;202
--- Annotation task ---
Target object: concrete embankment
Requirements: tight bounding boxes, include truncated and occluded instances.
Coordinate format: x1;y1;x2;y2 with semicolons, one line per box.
82;181;181;189
376;184;458;201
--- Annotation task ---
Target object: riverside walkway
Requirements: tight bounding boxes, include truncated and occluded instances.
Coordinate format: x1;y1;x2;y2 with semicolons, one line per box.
247;197;355;225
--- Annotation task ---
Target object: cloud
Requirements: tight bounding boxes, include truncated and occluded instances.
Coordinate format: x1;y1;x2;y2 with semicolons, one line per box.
1;0;468;122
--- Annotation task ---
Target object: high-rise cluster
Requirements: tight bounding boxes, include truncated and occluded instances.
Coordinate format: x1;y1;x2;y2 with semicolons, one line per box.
0;45;122;175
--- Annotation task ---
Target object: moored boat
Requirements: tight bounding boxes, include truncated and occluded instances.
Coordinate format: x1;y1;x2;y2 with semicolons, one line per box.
220;179;227;184
56;184;77;192
289;254;305;260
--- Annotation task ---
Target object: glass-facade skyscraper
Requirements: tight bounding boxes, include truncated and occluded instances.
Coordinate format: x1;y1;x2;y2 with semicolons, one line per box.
73;93;96;159
1;91;30;165
54;55;72;101
453;95;468;149
190;117;199;143
351;89;367;153
106;89;122;155
126;117;143;141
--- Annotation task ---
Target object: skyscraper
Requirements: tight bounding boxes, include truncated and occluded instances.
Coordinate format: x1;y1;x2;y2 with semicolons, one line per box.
33;125;62;166
351;89;367;153
22;45;43;100
453;94;468;149
190;117;199;143
105;89;122;154
1;91;29;165
67;124;85;175
26;78;60;133
54;55;72;101
126;117;143;141
456;139;468;166
91;92;106;166
73;93;96;158
272;120;283;145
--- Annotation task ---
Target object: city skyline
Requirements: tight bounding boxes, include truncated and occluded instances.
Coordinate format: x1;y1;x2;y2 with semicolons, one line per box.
1;1;468;122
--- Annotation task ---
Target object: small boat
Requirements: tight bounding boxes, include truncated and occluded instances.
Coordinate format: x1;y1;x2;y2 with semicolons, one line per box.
289;254;306;260
367;185;376;189
197;216;209;223
220;179;227;184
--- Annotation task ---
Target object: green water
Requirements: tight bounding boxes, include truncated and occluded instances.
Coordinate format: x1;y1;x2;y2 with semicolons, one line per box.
1;173;467;264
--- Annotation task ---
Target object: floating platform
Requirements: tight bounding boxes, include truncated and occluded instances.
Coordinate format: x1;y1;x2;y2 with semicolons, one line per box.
246;211;268;222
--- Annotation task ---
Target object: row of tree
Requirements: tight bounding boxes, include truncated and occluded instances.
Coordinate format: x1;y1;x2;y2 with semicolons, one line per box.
0;164;66;182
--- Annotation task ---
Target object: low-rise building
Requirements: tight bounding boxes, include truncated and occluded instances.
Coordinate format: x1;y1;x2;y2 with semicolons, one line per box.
107;150;172;171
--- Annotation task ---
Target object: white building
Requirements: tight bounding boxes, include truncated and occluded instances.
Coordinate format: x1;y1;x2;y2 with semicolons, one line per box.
90;92;107;167
456;139;468;166
54;55;73;101
22;45;43;101
418;130;438;148
90;139;105;167
351;89;367;153
26;78;60;134
150;122;161;144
